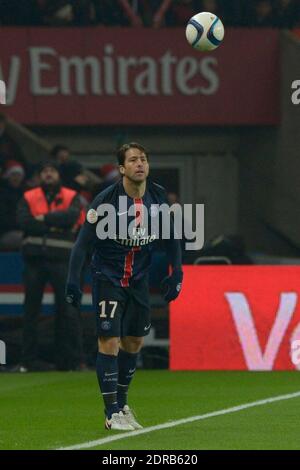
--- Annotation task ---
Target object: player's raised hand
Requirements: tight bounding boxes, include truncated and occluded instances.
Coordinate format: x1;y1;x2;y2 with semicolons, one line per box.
161;270;183;303
65;283;82;309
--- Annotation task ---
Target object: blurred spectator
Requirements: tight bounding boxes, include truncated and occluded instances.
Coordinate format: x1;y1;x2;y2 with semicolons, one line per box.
118;0;143;27
35;0;74;26
138;0;172;28
73;0;96;26
51;144;86;189
16;160;83;371
165;0;196;27
50;144;93;206
82;0;142;27
0;0;299;28
0;113;25;170
60;160;92;206
250;0;275;27
222;0;251;27
201;0;220;15
0;0;36;25
0;160;25;250
24;164;41;190
50;144;70;165
274;0;300;28
98;163;120;192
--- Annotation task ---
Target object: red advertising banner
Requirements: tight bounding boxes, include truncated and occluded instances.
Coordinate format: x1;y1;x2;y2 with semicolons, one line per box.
0;27;280;125
170;266;300;370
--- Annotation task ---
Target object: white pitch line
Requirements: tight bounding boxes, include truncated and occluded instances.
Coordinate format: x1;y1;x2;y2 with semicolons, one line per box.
57;390;300;450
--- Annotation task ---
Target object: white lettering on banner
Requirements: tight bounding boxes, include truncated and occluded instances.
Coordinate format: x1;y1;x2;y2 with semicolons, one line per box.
134;57;158;96
225;292;298;370
160;51;177;95
0;43;221;106
118;57;138;95
60;56;102;95
0;44;219;102
0;80;5;104
103;44;115;95
30;47;58;95
200;58;219;95
176;57;198;95
0;57;20;105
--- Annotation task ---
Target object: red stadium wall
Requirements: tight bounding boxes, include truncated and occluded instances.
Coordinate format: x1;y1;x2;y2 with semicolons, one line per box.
170;266;300;371
0;28;280;125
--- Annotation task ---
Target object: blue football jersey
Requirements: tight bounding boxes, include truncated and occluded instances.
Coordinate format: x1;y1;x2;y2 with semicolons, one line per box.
67;179;182;288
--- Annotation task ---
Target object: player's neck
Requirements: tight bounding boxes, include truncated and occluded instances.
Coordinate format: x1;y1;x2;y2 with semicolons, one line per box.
122;177;146;199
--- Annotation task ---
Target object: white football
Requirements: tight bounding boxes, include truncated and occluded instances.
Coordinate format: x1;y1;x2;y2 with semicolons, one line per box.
186;11;225;52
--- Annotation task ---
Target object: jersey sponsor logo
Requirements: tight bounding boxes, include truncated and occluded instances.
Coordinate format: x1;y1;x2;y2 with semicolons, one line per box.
115;234;157;247
87;208;98;224
144;324;151;331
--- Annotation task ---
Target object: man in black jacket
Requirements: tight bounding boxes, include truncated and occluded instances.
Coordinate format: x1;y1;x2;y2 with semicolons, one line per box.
16;161;83;371
0;160;25;250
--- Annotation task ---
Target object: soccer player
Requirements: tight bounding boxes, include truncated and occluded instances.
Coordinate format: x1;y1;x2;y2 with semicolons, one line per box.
65;143;183;431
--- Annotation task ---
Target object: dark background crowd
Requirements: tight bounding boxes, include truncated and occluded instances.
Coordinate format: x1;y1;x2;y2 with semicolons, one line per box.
0;0;299;29
0;113;121;251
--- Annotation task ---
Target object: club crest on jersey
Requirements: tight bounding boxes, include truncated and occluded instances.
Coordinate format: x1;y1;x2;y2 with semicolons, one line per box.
87;208;98;224
101;321;111;331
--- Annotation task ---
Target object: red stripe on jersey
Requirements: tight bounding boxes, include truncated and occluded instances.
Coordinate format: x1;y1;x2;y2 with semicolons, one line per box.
120;198;143;287
120;251;134;287
134;198;143;226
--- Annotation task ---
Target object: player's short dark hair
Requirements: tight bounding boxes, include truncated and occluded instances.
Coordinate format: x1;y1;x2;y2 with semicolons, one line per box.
117;142;149;166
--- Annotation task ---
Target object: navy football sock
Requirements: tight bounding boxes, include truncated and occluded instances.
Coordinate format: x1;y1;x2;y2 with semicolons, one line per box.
96;352;119;419
117;348;139;409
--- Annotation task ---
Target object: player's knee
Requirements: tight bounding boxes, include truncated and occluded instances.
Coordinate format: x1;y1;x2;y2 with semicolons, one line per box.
98;337;120;356
121;336;144;353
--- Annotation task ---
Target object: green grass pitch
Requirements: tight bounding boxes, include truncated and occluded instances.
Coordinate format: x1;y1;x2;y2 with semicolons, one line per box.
1;370;300;450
